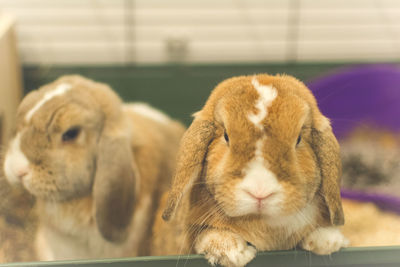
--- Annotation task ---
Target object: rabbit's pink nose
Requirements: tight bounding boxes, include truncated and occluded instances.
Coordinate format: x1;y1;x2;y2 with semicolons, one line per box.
15;167;29;180
245;191;273;201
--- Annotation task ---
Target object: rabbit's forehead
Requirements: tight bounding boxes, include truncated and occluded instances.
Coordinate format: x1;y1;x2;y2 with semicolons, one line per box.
221;77;309;134
17;83;74;129
218;78;276;124
18;84;100;131
266;96;311;135
24;83;72;123
247;77;278;129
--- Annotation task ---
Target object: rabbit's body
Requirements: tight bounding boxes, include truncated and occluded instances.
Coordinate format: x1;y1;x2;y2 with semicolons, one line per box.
34;184;150;260
152;74;348;267
3;76;185;260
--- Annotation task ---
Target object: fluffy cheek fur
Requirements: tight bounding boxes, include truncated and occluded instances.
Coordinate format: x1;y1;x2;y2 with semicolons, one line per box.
272;147;318;216
205;138;243;216
205;136;319;219
21;137;97;201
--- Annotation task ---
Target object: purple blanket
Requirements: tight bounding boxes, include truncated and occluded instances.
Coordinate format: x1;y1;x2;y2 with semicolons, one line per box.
307;64;400;214
341;189;400;215
307;64;400;139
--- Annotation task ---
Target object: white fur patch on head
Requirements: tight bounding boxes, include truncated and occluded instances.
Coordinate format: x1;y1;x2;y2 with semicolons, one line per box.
124;103;170;124
233;139;284;216
25;83;72;122
248;77;278;129
3;133;31;185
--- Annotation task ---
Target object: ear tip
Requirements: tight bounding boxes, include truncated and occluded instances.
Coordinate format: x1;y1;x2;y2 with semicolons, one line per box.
161;202;175;221
97;222;129;243
334;213;345;226
161;191;183;221
162;210;171;221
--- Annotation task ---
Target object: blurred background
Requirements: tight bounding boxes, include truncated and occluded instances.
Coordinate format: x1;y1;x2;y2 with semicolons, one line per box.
1;0;400;263
2;0;400;128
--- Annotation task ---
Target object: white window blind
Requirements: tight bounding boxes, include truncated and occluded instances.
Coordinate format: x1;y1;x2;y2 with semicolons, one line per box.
0;0;400;65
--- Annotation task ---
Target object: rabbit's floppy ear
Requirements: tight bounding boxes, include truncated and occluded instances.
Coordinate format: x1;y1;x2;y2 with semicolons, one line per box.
162;118;216;221
93;133;136;243
311;119;344;226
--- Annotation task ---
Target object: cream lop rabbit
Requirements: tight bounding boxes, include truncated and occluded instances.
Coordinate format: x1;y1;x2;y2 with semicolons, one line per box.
3;75;185;260
152;74;348;267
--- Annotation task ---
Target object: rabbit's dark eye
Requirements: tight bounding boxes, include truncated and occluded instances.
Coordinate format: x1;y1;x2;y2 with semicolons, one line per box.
296;135;301;146
224;131;229;144
62;127;81;142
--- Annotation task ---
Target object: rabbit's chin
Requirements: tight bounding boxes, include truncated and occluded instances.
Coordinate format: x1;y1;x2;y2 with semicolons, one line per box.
28;190;89;202
221;196;316;230
23;177;91;202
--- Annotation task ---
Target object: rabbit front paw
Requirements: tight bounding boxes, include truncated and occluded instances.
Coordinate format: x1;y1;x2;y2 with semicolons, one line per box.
300;226;349;255
195;230;257;267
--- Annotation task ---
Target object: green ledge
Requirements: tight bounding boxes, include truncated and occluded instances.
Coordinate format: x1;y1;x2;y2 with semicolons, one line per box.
22;63;351;126
1;247;400;267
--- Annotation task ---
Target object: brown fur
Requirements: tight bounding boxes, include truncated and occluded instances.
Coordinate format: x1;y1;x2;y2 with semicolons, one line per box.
152;74;345;266
0;175;37;263
3;75;185;260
